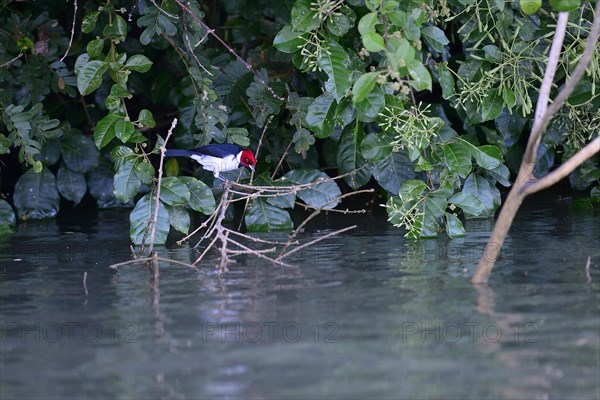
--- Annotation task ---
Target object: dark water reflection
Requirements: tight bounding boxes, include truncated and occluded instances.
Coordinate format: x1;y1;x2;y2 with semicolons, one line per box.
1;196;599;399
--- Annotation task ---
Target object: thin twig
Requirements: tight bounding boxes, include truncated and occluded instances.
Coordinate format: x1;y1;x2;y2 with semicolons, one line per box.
148;118;178;255
272;137;294;179
83;271;88;296
0;53;23;68
278;225;357;261
60;0;78;62
110;256;197;270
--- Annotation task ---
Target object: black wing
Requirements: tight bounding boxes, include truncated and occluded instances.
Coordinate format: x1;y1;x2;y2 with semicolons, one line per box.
193;144;242;158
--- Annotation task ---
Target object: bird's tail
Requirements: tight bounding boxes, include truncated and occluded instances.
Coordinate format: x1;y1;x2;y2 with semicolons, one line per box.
165;149;192;157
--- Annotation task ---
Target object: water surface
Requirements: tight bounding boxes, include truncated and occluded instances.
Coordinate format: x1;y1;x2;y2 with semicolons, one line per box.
1;196;599;399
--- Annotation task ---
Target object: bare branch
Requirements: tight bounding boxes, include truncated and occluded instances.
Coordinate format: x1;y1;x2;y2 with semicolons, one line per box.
59;0;77;62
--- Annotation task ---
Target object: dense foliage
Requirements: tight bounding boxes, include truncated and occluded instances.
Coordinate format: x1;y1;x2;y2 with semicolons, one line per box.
1;0;598;242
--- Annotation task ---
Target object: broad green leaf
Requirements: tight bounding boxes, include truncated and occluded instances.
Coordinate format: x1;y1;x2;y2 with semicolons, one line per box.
134;161;155;185
326;8;353;36
245;198;293;232
399;179;428;200
138;109;156;128
94;113;120;149
448;192;485;216
306;93;336;138
166;204;190;234
362;31;385;52
358;12;378;35
35;138;61;166
87;158;116;206
86;38;104;58
114;119;136;142
470;88;503;124
291;0;320;32
336;126;372;189
354;85;385;119
0;199;16;226
13;167;60;219
443;142;472;178
360;132;392;162
406;59;432;92
318;40;352;102
130;194;170;245
352;72;380;104
425;196;447;219
57;163;86;204
160;177;191;207
125;54;153;73
372;152;416;194
438;63;455;99
293;128;316;153
103;14;128;41
273;25;306;53
283;169;342;209
419;212;440;238
62;134;99;173
113;158;142;203
421;26;449;53
462;173;495;215
81;11;100;33
445;212;466;238
472;145;503;170
77;60;108;96
179;176;215;215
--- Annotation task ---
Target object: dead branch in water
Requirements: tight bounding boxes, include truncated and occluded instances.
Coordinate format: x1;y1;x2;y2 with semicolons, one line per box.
473;3;600;283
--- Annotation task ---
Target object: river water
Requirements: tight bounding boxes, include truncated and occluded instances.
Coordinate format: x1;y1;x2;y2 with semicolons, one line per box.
1;195;599;399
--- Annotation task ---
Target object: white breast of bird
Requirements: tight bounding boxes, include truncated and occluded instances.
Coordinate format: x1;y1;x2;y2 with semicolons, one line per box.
190;153;240;176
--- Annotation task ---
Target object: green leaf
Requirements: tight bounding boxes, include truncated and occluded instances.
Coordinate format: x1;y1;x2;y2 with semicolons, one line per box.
372;152;416;194
445;212;466;238
283;169;342;209
56;163;87;204
87;158;116;206
421;26;449;53
130;194;170;245
166;204;190;235
77;60;109;96
134;161;155;185
113;158;142;203
273;25;306;53
448;192;485;216
354;85;385;119
179;177;215;215
358;12;378;35
160;177;191;207
470;89;503;124
82;11;100;33
472;145;503;170
0;200;16;226
293;128;316;153
13;167;60;219
425;196;447;219
114;119;136;142
306;93;336;138
35;138;61;166
125;54;153;73
62;134;100;173
399;180;428;200
86;38;104;58
406;59;432;92
318;40;352;102
94;113;120;149
443;142;472;178
291;0;320;32
360;133;392;162
138;109;156;128
336;126;372;189
362;31;386;52
438;63;455;99
462;173;495;216
103;14;128;41
245;198;293;232
352;72;380;104
326;8;354;36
